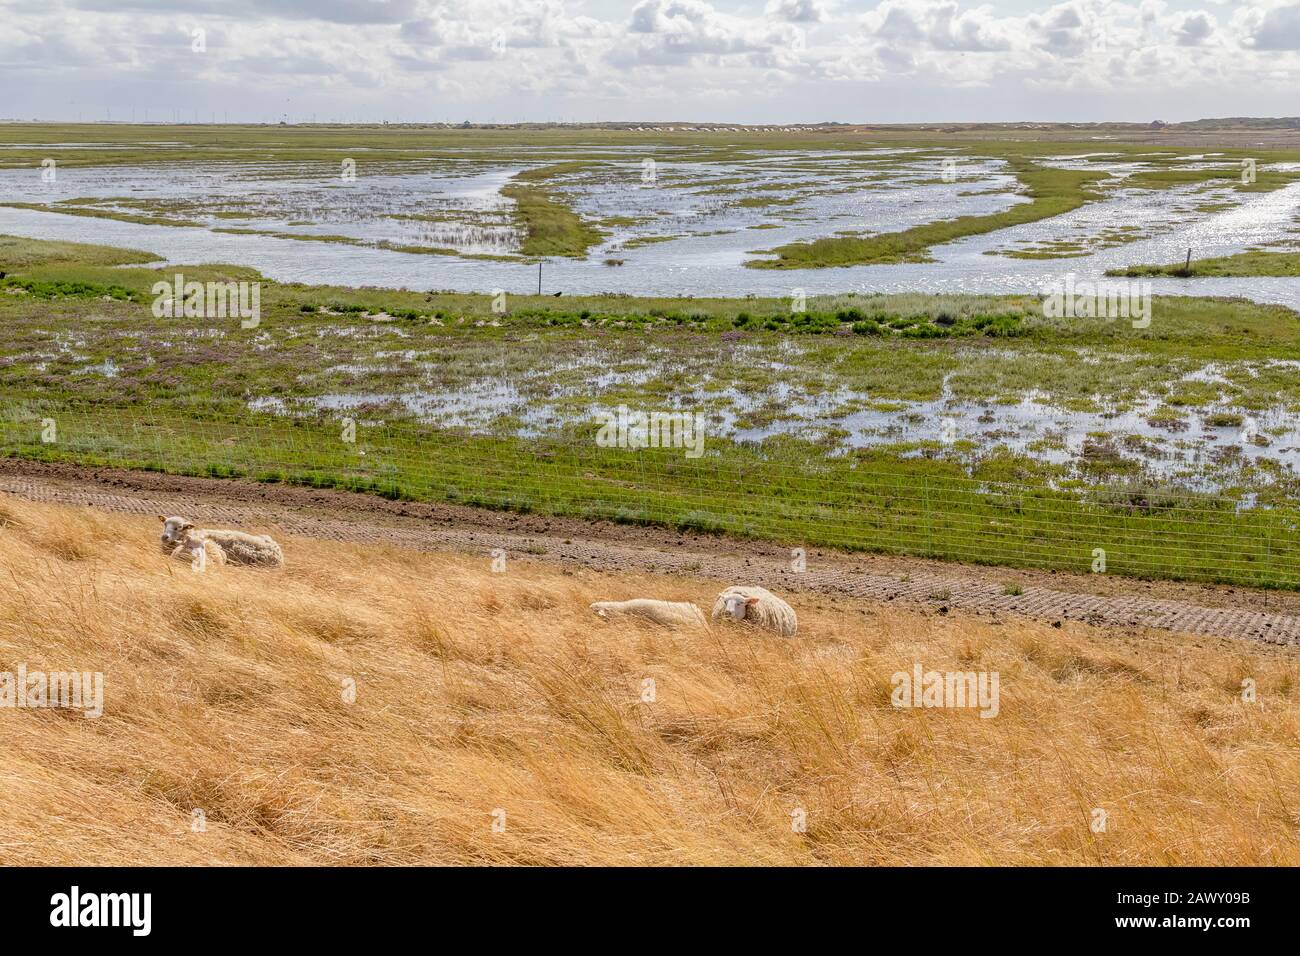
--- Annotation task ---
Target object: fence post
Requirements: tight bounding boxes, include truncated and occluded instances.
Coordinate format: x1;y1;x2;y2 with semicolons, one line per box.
924;474;932;558
1266;509;1273;589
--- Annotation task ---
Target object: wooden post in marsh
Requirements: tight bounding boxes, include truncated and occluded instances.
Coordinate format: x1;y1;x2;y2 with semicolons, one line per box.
538;261;542;295
1185;248;1192;273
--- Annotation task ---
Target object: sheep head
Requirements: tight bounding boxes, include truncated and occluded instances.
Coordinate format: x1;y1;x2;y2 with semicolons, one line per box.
159;516;195;546
723;593;761;621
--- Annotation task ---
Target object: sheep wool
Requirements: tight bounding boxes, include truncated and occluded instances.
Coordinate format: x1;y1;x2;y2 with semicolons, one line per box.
170;536;227;569
160;516;284;568
590;599;708;629
204;529;285;568
711;585;797;637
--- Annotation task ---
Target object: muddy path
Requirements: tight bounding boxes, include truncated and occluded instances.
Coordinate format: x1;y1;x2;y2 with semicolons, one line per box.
2;457;1298;646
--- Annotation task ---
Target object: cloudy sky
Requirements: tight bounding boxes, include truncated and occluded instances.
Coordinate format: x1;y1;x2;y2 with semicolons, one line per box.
2;0;1298;124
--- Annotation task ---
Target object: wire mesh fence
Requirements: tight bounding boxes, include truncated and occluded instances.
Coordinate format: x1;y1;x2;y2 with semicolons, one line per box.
3;399;1297;589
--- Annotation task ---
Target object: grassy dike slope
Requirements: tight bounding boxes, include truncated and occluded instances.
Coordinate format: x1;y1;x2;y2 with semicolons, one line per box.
2;494;1299;865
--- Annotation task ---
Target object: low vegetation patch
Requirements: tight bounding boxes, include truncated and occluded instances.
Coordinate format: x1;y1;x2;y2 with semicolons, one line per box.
1;275;137;300
1108;250;1300;278
502;163;605;258
746;161;1110;269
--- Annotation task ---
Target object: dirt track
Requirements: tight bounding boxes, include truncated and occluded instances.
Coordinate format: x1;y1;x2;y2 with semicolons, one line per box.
2;457;1298;647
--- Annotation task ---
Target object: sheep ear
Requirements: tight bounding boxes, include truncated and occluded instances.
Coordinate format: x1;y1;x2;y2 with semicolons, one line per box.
745;596;761;606
158;515;166;522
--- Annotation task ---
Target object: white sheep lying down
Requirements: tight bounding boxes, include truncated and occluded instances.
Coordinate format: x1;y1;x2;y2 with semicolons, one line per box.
711;585;797;637
590;599;707;629
159;516;284;568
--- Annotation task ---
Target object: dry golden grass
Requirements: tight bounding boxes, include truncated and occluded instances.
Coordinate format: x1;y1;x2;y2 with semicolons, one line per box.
0;494;1297;865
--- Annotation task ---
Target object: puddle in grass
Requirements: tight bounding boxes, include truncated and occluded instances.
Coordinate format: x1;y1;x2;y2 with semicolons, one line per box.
244;354;1300;495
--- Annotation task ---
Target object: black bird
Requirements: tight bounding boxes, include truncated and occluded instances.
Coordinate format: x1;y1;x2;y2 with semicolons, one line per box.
551;291;562;297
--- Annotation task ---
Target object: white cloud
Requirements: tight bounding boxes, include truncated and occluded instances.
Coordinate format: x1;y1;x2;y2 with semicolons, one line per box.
1;0;1298;122
766;0;828;23
864;1;1014;51
1173;10;1215;45
1243;2;1300;49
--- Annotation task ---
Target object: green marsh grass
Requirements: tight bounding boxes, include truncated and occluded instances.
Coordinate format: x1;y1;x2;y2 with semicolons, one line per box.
746;161;1111;268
